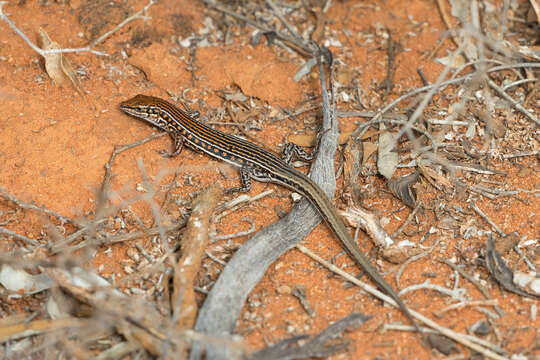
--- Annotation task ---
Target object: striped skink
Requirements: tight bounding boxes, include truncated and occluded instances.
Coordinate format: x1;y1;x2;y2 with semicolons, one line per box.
120;94;420;332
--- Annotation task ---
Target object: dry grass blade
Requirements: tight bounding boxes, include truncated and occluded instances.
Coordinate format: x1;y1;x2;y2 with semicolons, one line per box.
0;317;87;343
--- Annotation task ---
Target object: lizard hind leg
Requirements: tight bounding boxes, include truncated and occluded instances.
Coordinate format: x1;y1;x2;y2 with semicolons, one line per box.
159;133;185;158
281;142;314;164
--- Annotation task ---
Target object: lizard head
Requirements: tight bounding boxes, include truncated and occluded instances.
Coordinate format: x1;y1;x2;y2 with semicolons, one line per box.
120;94;171;131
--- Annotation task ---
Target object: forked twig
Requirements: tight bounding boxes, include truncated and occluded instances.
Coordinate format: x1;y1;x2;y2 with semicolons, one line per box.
0;0;155;56
0;186;79;227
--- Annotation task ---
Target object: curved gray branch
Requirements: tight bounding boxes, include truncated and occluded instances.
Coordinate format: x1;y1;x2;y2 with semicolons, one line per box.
190;56;337;360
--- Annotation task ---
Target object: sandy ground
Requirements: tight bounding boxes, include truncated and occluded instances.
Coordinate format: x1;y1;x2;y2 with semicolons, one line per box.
0;0;538;358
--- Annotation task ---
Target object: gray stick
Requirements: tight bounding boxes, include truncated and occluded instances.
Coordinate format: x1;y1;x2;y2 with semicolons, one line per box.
190;54;337;360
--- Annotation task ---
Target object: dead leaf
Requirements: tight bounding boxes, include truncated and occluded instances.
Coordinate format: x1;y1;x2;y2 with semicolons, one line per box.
39;28;84;96
387;172;419;208
362;141;378;163
517;165;532;178
485;235;540;299
513;271;540;296
494;232;517;255
377;123;398;180
343;137;363;188
336;65;355;87
528;0;540;24
0;264;54;295
427;334;458;355
382;245;422;264
224;89;248;103
470;320;491;336
489;114;507;139
499;40;540;62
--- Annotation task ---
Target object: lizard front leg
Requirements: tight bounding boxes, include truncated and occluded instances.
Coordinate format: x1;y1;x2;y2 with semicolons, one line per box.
159;133;185;158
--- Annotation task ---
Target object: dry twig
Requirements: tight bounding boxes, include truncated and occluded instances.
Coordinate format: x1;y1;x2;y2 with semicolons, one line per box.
296;245;506;360
172;184;223;329
0;0;155;56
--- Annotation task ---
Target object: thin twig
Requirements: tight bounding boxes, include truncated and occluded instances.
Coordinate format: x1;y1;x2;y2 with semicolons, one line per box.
295;245;507;360
502;150;539;159
214;190;274;222
399;279;468;301
103;133;167;191
513;245;537;272
0;186;79;226
435;299;499;316
487;78;540;126
211;219;257;241
0;226;40;247
390;41;466;152
265;0;303;41
384;324;507;355
452;164;502;175
470;202;506;237
435;0;539;126
392;202;422;238
355;118;438;148
68;221;188;252
49;218;108;254
205;250;227;266
438;258;504;316
89;0;155;50
70;132;171;255
501;78;537;91
137;158;168;248
395;238;440;288
524;75;540;107
0;0;155;57
352;63;540;140
202;0;313;56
